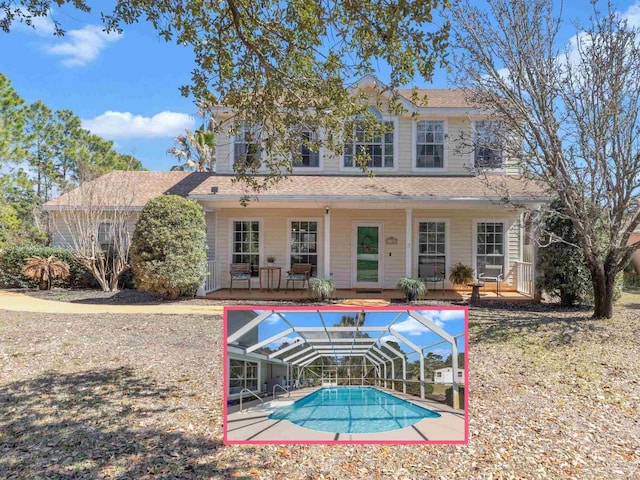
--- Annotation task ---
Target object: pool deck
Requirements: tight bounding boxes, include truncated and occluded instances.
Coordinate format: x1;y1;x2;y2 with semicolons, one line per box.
225;386;466;443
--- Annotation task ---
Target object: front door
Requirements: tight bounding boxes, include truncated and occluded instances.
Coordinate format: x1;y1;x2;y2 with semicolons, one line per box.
352;222;383;286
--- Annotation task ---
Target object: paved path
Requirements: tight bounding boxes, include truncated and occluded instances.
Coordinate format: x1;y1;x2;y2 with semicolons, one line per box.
0;290;224;315
0;290;392;315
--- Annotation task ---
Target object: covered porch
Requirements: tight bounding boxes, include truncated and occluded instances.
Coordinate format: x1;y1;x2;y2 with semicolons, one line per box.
205;286;535;303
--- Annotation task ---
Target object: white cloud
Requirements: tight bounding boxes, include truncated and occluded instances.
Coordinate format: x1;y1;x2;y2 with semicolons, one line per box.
391;318;429;336
46;24;122;66
82;111;194;139
15;11;121;66
622;1;640;27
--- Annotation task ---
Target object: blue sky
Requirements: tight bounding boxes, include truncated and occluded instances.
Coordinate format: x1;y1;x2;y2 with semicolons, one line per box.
1;1;637;171
253;309;466;360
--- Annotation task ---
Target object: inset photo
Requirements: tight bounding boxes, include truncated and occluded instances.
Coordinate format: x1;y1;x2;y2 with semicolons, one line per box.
224;306;467;444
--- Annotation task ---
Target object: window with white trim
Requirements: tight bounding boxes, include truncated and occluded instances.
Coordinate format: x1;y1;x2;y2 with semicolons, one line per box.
232;220;260;277
474;120;503;169
344;121;394;168
294;130;320;167
417;221;446;279
416;121;444;168
289;221;318;276
234;124;261;167
476;222;505;276
229;359;259;395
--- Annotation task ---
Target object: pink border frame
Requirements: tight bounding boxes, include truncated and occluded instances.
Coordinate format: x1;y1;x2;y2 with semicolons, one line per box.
223;305;469;445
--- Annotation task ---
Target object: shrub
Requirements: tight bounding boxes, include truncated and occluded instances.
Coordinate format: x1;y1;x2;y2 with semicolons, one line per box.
445;386;465;408
22;256;70;290
309;278;334;302
0;244;90;288
397;277;426;302
131;195;207;299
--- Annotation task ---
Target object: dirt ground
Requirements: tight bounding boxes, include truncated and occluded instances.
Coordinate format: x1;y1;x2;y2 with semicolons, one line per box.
1;299;639;479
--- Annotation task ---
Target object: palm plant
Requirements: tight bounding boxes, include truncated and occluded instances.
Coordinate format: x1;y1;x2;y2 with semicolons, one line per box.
168;128;216;172
22;255;70;290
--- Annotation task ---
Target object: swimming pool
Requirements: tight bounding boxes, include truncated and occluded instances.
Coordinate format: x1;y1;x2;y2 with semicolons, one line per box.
268;386;440;433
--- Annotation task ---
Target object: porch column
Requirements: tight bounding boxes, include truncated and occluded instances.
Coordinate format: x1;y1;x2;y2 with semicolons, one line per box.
405;208;413;278
324;206;331;279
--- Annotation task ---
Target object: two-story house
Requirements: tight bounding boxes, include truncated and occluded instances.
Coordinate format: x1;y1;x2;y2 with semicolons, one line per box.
44;75;546;297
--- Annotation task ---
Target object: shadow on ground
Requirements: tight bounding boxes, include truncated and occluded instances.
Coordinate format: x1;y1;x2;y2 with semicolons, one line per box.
468;302;601;347
0;367;250;479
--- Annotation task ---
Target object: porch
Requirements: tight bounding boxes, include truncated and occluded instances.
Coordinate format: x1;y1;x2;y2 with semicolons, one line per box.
203;286;535;303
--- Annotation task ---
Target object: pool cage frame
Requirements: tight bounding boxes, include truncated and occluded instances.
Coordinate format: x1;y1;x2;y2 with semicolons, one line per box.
227;308;465;409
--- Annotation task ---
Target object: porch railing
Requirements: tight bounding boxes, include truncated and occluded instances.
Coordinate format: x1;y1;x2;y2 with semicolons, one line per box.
204;259;218;293
515;261;534;297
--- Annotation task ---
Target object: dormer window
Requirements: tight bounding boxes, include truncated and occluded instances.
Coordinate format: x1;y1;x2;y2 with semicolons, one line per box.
294;130;320;168
416;121;445;168
233;124;261;168
343;120;395;169
474;120;503;169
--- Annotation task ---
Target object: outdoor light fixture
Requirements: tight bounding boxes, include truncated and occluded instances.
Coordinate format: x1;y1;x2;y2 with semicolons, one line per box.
325;206;330;214
211;186;219;194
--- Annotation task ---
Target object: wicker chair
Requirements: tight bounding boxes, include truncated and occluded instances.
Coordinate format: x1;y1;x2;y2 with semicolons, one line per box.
229;263;251;293
285;263;312;292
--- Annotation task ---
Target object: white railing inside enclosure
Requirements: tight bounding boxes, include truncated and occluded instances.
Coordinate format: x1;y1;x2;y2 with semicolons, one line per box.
205;259;217;293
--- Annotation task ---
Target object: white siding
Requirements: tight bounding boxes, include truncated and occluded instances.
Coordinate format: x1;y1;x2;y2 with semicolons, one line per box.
215;206;522;289
49;212;139;247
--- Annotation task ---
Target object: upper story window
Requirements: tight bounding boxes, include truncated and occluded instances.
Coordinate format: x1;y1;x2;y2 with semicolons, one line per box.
474;120;503;169
343;120;395;169
416;121;445;168
233;124;261;168
294;130;320;168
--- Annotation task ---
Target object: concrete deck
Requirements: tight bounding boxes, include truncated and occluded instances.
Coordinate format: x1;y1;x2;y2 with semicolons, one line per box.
225;386;466;443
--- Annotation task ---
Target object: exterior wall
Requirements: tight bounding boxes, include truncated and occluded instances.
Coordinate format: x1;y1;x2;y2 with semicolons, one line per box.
213;206;523;289
49;211;140;247
215;113;521;176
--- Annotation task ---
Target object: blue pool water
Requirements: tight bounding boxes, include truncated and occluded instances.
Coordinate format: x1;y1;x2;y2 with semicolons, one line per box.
268;387;440;433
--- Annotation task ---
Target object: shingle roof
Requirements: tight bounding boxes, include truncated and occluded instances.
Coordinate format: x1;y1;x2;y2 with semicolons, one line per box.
44;171;546;209
44;171;215;208
396;89;472;108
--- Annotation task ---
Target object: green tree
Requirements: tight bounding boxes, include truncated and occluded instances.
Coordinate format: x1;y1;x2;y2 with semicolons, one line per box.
22;100;58;204
537;200;591;307
452;0;640;318
0;72;25;164
131;195;207;299
168;129;216;172
2;1;450;189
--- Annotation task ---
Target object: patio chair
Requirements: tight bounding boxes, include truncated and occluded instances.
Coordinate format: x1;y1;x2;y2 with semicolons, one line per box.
285;263;312;293
229;263;251;293
420;262;445;295
478;265;503;296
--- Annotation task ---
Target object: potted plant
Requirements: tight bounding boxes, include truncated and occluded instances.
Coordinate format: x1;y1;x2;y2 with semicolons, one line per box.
266;255;275;266
449;263;475;289
397;277;427;302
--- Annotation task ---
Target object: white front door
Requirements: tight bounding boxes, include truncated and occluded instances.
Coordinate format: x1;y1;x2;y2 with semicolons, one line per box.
352;222;383;286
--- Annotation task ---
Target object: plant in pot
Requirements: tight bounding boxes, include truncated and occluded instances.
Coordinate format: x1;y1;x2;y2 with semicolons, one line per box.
397;277;427;302
266;255;275;266
449;263;475;289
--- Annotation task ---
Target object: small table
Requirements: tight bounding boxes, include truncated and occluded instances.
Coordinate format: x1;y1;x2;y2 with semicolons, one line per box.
259;266;282;292
467;282;485;303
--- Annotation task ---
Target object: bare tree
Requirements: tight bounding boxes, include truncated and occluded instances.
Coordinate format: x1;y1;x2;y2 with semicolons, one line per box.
53;172;135;291
452;0;640;318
